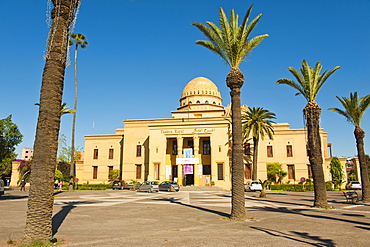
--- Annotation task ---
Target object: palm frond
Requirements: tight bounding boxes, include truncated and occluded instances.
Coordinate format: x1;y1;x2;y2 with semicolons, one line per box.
192;5;267;69
278;60;339;103
329;92;370;128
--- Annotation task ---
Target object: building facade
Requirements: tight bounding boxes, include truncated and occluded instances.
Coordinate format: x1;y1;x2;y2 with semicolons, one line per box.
78;77;343;190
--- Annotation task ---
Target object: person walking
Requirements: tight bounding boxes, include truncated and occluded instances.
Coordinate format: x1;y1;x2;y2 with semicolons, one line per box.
20;180;26;191
58;181;63;191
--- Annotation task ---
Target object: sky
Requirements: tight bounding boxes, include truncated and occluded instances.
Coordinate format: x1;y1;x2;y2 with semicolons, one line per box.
1;0;370;159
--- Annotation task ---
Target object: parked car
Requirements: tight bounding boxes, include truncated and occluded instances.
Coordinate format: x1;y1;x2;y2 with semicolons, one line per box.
136;181;159;193
244;180;262;192
159;181;180;192
346;181;361;190
123;181;141;190
112;180;125;190
0;179;4;197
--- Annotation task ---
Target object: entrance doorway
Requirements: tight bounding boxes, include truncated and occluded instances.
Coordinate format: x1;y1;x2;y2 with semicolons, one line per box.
184;174;194;185
171;165;178;181
183;164;194;186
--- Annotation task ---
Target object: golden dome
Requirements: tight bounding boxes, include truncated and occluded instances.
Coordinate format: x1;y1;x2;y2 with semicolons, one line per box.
181;77;221;98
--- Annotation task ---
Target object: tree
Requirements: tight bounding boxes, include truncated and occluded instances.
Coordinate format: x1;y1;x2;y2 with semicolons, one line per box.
192;5;268;220
266;162;287;184
242;107;276;180
329;157;344;189
276;60;340;208
57;134;81;182
328;92;370;201
68;33;88;192
23;0;81;243
0;115;23;177
18;159;32;183
54;169;64;183
109;169;120;182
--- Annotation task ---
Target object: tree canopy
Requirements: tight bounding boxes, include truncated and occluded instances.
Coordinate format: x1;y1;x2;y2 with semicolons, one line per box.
0;115;23;177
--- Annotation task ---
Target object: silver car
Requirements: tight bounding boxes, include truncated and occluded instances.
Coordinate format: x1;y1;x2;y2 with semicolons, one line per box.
0;179;4;197
158;181;180;192
136;181;159;193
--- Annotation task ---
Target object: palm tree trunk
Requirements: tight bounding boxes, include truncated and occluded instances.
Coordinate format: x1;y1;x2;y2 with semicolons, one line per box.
23;0;80;242
354;127;370;202
304;102;328;208
69;43;79;192
252;136;259;180
227;68;247;220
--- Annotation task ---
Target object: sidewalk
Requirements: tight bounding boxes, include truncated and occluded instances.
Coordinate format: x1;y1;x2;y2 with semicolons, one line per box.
1;188;369;246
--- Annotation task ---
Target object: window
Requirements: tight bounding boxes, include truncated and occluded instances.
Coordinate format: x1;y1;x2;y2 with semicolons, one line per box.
172;140;178;155
93;149;99;159
203;165;211;175
244;143;251;155
187;140;194;149
109;148;114;159
136;145;142;157
286;145;293;157
287;165;295;180
25;156;28;159
136;164;142;179
25;151;29;153
267;146;273;157
203;140;210;155
108;166;113;179
93;166;98;179
217;163;224;180
245;164;251;179
154;164;160;180
307;164;313;178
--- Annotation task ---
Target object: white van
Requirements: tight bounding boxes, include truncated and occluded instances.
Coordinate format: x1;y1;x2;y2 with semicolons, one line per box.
0;179;4;196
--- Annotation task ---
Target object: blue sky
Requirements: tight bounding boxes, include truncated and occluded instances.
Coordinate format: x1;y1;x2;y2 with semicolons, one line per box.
1;0;369;158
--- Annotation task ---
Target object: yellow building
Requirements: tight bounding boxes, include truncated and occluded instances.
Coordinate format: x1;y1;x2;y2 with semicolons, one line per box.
79;77;339;190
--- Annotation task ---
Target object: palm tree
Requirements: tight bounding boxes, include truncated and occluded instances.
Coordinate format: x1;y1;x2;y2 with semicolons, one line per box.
328;92;370;201
35;102;75;116
242;107;276;180
23;0;81;243
276;60;340;208
192;5;268;220
68;33;88;192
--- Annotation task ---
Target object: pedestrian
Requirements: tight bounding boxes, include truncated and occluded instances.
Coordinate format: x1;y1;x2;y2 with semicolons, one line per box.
58;181;63;191
20;180;26;191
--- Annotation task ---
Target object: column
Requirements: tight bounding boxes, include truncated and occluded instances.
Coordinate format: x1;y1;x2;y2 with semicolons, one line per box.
193;135;200;186
176;136;183;185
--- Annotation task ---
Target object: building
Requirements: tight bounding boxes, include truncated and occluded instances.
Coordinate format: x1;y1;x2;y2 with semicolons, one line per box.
21;148;33;160
78;76;347;190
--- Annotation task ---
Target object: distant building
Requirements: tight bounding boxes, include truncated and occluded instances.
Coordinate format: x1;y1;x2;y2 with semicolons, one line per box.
21;148;33;160
77;77;351;190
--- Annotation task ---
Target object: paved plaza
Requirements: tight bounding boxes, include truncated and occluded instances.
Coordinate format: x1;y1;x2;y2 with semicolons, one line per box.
1;188;370;246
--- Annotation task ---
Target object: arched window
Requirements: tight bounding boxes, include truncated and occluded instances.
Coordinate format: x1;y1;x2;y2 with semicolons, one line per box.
205;100;209;103
196;100;200;103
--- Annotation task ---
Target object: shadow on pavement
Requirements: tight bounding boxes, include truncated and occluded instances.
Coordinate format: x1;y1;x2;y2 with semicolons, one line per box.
152;197;230;218
250;226;335;246
258;206;370;227
52;200;101;235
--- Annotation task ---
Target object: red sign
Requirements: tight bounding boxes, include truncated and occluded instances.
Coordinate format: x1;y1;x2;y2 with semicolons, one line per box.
74;178;79;183
300;177;306;182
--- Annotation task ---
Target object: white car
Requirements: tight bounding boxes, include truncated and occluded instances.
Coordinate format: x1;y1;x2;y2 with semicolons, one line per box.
244;180;262;192
346;181;361;190
0;179;4;197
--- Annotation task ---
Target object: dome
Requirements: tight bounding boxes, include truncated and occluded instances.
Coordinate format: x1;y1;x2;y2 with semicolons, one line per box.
178;77;223;111
181;77;221;98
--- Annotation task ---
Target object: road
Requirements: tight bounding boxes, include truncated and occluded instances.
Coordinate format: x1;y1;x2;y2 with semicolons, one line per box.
1;188;369;246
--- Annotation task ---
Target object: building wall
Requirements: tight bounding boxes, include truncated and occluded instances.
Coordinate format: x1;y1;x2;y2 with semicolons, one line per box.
81;134;123;184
